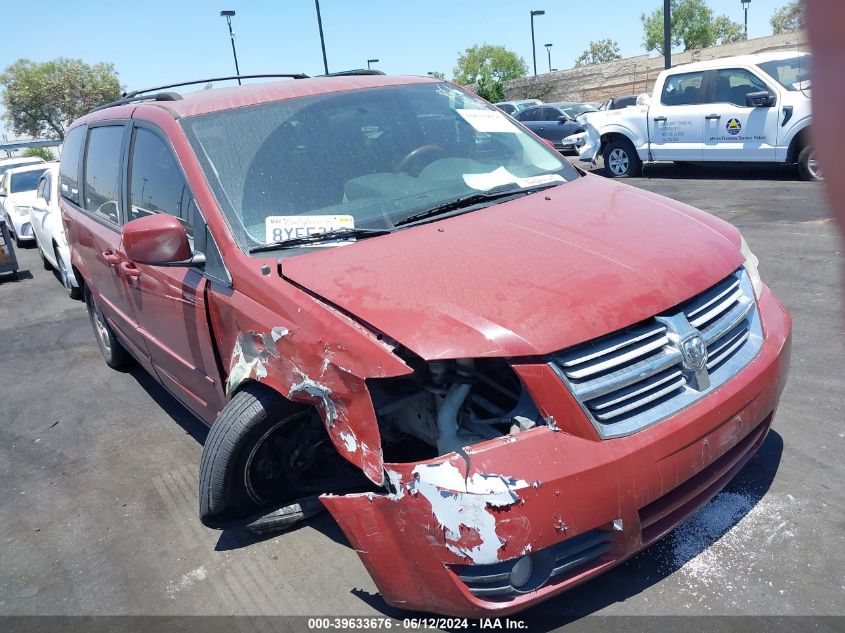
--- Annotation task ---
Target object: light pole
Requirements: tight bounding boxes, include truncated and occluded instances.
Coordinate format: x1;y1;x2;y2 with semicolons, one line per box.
663;0;671;70
314;0;329;75
530;10;545;76
741;0;751;38
219;10;241;84
367;58;379;70
545;43;553;73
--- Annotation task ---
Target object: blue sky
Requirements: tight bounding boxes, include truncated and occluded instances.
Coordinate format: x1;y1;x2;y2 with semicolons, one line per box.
1;0;787;137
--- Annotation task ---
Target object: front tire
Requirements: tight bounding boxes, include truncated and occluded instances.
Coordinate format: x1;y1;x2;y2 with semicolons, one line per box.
199;384;326;532
85;287;131;368
797;146;822;181
603;138;642;177
39;241;52;270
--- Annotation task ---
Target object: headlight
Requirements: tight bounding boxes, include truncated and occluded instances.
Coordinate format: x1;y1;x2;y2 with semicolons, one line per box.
13;204;32;216
740;235;763;299
562;132;587;146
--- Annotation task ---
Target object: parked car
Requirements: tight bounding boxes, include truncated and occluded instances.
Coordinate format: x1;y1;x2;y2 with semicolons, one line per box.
0;155;45;179
578;51;817;179
599;94;639;110
0;163;49;245
494;99;543;116
29;163;81;298
61;73;791;617
514;103;586;153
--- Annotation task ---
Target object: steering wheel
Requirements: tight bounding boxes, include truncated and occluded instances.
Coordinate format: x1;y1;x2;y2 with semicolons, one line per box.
395;144;447;175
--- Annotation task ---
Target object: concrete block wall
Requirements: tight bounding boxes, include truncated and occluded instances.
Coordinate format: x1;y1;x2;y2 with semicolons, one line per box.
504;31;808;104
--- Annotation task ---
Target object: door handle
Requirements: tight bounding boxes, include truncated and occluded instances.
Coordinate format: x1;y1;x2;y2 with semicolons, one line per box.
705;114;721;120
120;261;141;279
102;250;120;266
653;116;667;122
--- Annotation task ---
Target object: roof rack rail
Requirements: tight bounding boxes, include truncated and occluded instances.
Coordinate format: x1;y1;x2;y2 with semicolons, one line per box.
90;91;183;113
121;74;309;99
318;69;386;77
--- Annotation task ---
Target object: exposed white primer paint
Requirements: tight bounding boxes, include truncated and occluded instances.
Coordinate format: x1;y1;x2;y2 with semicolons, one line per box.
270;326;289;342
339;431;358;453
226;337;265;395
409;461;528;564
288;377;338;425
166;566;208;599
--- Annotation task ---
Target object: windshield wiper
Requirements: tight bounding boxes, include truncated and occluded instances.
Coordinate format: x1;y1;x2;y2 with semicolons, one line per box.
249;227;392;253
394;182;560;228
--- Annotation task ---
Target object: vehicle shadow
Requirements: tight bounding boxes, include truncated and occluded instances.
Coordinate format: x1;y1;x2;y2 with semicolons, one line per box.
0;269;33;282
590;160;802;181
128;365;209;445
349;430;784;623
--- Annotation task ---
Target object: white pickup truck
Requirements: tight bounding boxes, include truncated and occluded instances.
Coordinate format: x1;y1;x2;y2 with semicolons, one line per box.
577;51;818;180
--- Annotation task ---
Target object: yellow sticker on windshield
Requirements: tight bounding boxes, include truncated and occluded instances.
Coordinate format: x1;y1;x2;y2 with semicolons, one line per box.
265;215;354;245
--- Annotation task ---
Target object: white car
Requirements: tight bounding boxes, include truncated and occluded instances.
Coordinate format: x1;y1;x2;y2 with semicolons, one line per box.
0;162;50;245
30;163;81;298
0;156;44;179
578;51;817;180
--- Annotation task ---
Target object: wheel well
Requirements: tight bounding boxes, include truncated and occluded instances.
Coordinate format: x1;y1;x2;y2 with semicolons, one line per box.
786;128;810;164
600;132;634;154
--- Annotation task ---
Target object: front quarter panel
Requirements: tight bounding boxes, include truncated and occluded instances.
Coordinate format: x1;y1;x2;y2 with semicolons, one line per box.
206;278;412;486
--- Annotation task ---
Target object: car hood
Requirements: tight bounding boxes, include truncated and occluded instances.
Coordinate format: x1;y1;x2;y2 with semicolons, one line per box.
281;176;743;360
6;191;37;205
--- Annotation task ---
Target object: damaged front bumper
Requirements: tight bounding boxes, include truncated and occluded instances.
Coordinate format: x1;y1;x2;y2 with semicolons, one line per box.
577;126;601;163
321;287;791;617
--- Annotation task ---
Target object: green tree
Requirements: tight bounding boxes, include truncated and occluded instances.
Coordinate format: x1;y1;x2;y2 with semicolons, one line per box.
453;44;528;102
770;2;803;34
22;146;54;161
575;39;622;66
0;58;120;140
428;71;446;80
641;0;746;54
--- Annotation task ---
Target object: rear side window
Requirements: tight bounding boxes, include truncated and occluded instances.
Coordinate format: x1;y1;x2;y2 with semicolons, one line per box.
127;127;193;236
59;126;85;205
660;71;704;106
84;126;124;225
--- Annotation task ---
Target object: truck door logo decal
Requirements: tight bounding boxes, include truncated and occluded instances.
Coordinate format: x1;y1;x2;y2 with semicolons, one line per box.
726;118;742;136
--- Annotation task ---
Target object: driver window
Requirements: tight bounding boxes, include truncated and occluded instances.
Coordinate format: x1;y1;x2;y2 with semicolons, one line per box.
711;68;771;107
128;127;193;238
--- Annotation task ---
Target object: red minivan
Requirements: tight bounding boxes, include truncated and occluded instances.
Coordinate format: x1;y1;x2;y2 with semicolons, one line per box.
60;73;791;617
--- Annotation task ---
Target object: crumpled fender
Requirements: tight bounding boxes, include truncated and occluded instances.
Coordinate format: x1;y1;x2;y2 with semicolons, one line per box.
207;283;411;486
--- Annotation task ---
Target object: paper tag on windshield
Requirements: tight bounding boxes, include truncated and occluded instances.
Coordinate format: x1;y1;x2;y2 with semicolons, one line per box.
456;109;518;133
265;215;354;245
463;167;564;191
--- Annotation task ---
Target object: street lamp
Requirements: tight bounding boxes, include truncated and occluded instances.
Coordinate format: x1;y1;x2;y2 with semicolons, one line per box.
367;58;379;70
530;10;545;76
545;43;553;73
219;10;241;85
314;0;329;75
741;0;751;38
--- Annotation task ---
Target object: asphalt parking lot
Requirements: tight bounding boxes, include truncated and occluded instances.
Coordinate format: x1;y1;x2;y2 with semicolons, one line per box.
1;163;843;625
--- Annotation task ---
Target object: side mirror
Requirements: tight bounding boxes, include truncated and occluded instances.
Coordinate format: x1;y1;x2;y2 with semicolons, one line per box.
746;91;775;107
123;213;204;267
557;115;568;122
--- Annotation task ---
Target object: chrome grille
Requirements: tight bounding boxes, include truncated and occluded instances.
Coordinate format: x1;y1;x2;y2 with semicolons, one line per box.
551;269;762;438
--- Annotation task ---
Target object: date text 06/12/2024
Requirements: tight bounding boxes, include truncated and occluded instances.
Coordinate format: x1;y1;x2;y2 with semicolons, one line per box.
306;618;528;629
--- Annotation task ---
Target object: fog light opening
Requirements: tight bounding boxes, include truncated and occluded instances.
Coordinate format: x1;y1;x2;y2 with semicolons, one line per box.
509;554;534;588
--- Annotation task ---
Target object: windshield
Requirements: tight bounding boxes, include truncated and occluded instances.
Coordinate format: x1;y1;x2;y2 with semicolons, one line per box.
182;82;578;252
757;55;811;91
10;168;47;193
